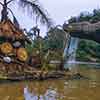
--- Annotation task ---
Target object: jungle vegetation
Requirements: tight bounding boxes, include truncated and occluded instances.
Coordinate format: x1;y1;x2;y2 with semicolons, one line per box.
68;8;100;62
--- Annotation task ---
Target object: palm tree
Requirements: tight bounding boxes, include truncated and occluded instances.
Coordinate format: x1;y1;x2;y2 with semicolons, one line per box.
0;0;52;28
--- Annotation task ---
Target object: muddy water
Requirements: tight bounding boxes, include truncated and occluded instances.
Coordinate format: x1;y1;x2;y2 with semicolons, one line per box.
0;65;100;100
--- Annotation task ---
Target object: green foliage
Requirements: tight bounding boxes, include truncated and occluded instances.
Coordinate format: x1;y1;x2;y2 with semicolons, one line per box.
25;43;34;54
47;27;67;51
0;37;6;44
68;8;100;62
68;8;100;23
76;39;100;62
25;26;67;70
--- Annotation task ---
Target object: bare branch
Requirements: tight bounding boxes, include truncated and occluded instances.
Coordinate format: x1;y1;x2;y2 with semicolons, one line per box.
7;7;14;16
7;0;15;5
0;2;3;6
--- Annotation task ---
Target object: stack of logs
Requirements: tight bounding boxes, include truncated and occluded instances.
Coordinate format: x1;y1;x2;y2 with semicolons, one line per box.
0;19;30;64
0;19;41;68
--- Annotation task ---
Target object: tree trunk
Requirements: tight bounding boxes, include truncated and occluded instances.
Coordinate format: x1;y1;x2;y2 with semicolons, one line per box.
1;0;8;21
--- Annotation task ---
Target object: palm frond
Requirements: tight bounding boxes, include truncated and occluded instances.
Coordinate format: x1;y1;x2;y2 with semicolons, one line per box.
18;0;53;28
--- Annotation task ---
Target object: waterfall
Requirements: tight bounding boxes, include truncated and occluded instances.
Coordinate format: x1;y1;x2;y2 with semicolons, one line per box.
67;37;79;63
64;37;79;69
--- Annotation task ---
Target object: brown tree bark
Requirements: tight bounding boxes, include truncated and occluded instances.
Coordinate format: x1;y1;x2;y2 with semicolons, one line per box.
1;0;8;21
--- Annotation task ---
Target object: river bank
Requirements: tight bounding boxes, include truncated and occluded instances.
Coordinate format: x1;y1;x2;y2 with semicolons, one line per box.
0;61;90;82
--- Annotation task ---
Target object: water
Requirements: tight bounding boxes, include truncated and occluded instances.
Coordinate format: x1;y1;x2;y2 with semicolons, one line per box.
67;37;79;62
0;64;100;100
64;37;79;69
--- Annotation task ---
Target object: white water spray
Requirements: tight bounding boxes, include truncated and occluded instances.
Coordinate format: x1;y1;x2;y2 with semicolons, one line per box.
64;37;79;69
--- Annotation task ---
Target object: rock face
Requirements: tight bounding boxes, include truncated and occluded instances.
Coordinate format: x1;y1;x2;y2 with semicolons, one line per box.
63;21;100;33
63;21;100;43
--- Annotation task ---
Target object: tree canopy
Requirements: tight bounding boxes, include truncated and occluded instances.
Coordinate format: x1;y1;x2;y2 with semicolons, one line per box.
68;8;100;23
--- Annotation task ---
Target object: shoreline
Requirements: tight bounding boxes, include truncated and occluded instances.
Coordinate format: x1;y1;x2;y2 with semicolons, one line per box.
0;70;89;83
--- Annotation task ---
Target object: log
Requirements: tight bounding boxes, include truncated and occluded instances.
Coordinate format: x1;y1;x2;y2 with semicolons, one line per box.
16;48;28;62
0;42;13;54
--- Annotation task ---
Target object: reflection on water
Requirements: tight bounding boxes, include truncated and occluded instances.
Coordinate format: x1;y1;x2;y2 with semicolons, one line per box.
0;65;100;100
24;86;57;100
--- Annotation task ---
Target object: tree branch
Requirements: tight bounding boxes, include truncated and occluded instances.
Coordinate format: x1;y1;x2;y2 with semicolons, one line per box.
7;7;14;16
0;2;3;6
7;0;14;5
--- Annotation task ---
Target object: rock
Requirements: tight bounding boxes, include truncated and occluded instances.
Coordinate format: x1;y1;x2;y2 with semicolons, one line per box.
13;41;21;48
3;57;12;63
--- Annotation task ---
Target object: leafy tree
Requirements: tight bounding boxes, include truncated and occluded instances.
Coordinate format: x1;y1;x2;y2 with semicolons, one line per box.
76;39;100;62
90;9;100;23
47;26;67;52
68;16;77;23
68;9;100;23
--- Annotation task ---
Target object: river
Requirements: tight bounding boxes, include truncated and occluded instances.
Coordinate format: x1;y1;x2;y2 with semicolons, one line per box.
0;64;100;100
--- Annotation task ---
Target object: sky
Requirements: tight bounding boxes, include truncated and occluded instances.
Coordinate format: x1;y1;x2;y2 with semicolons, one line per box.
39;0;100;24
0;0;100;36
